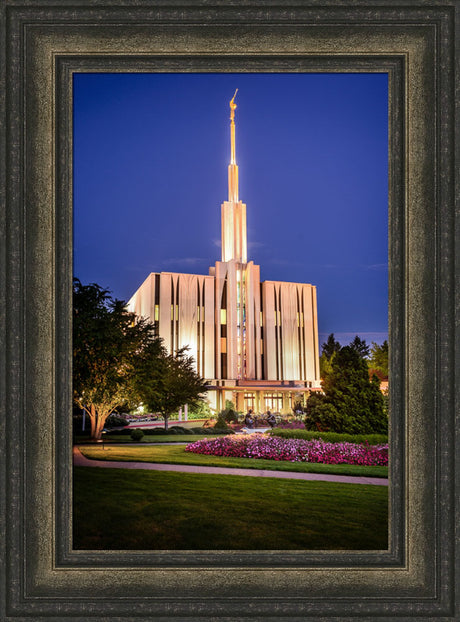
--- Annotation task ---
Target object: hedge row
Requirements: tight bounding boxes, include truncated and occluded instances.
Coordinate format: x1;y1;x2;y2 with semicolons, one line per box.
106;426;234;437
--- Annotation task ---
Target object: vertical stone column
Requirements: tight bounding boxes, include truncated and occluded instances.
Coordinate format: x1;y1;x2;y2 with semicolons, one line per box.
283;392;290;414
255;391;261;414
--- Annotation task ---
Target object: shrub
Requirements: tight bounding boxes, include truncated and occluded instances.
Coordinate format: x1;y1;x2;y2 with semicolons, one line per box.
181;412;208;420
130;429;144;442
304;401;348;433
188;426;235;435
103;429;130;436
105;414;129;428
169;426;189;435
219;407;239;424
143;428;169;436
214;414;232;430
185;400;214;420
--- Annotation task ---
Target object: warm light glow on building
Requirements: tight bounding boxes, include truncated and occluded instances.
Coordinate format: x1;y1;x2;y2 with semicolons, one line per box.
128;92;320;413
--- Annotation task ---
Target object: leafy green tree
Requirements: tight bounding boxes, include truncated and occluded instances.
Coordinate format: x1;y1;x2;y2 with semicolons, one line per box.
306;346;387;434
134;346;208;431
73;279;160;440
368;340;389;377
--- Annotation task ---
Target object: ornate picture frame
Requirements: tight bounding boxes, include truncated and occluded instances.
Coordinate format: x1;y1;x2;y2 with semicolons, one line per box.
1;2;457;619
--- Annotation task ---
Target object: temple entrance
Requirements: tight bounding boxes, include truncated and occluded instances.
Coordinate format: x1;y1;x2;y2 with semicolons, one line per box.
244;392;255;412
264;392;283;413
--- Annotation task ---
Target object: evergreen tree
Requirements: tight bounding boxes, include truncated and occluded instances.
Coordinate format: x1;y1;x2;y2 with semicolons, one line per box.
349;335;370;359
368;340;389;377
320;333;342;377
306;346;387;434
321;333;342;359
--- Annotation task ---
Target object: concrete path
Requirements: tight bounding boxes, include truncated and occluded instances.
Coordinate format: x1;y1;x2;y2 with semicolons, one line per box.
73;447;388;486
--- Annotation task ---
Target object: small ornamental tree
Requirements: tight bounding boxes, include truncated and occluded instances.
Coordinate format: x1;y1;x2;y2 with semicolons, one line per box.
73;279;161;440
135;346;208;431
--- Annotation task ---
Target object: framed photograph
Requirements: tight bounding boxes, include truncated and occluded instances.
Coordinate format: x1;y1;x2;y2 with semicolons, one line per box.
72;71;390;552
1;1;457;620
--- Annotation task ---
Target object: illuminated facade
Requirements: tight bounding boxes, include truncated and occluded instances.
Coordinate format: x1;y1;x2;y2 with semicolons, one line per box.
128;91;320;413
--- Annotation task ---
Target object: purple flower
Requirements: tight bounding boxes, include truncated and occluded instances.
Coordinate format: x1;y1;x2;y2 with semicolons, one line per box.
185;435;388;466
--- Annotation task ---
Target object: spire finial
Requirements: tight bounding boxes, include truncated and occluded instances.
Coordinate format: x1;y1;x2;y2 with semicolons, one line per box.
228;90;239;202
229;90;238;165
230;88;238;121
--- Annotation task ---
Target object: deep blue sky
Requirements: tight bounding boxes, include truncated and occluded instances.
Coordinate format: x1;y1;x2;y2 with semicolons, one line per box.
73;72;388;347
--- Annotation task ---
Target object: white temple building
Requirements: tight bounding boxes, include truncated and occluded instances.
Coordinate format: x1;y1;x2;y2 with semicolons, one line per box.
128;91;321;414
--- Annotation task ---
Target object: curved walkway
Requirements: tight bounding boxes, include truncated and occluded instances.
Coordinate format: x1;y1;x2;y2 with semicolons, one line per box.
73;447;388;486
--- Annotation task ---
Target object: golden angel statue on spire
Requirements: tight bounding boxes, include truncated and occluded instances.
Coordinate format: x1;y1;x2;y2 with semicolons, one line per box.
229;88;238;121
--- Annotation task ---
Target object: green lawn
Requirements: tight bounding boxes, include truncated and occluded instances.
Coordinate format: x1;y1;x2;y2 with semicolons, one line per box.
73;467;388;550
77;444;388;478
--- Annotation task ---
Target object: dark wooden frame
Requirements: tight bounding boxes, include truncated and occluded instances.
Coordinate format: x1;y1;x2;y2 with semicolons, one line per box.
1;1;457;620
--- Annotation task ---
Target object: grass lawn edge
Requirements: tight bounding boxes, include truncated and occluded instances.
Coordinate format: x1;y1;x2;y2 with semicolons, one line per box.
76;444;388;479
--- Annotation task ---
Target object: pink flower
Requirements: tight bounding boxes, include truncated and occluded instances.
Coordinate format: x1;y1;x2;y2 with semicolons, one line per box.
185;435;388;466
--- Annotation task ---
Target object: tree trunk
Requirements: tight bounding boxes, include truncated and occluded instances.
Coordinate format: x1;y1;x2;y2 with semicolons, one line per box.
164;415;169;431
89;404;97;439
94;414;107;441
89;405;109;441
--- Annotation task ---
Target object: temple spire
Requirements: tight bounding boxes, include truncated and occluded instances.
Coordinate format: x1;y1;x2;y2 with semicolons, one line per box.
229;88;238;163
228;89;239;203
221;90;247;264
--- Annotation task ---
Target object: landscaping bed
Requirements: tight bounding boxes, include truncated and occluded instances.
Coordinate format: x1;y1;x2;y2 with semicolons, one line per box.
185;434;388;466
269;428;388;445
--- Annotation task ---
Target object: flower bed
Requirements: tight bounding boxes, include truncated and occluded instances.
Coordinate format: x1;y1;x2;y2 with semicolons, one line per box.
275;420;306;429
185;434;388;466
